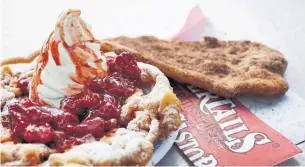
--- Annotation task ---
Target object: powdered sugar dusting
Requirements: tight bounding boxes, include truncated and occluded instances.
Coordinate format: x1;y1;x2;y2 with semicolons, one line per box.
120;62;180;143
48;128;153;166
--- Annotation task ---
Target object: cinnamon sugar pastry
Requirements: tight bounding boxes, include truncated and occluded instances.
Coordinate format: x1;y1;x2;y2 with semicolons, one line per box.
106;36;289;97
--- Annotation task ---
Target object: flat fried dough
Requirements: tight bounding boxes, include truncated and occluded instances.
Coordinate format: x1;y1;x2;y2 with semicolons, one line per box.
104;36;288;97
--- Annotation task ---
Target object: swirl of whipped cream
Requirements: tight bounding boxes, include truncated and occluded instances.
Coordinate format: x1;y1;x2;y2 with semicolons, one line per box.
54;9;93;47
30;9;111;107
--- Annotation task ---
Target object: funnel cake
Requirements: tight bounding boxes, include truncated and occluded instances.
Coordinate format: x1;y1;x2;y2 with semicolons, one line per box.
0;9;181;166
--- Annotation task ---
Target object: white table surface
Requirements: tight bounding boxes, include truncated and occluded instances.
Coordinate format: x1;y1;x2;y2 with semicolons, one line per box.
1;0;305;166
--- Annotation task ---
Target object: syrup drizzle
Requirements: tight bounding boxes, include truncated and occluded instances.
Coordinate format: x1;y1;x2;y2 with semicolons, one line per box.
50;39;61;65
31;38;107;104
30;32;52;104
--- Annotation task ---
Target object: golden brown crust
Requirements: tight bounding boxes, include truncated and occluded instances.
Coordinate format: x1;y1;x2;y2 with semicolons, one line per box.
0;143;54;166
0;51;40;66
104;36;289;97
48;128;154;166
120;62;181;142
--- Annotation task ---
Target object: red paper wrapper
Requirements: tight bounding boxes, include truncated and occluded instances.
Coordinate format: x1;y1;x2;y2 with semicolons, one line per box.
172;82;301;166
170;6;301;166
170;5;206;41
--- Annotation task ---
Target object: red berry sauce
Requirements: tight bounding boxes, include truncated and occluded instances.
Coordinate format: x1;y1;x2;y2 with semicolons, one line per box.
1;52;141;151
17;77;31;94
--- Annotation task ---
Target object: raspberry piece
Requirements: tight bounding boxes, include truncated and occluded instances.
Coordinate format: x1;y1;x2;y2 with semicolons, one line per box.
111;72;121;77
11;117;29;135
23;123;53;143
87;77;105;93
106;55;116;67
53;130;67;146
87;74;136;98
64;134;95;147
64;137;78;148
60;93;84;114
103;76;125;96
102;94;117;105
49;109;79;130
20;97;35;107
65;124;75;135
107;52;141;80
8;101;53;123
60;90;100;115
105;118;119;130
84;101;119;121
74;117;104;138
8;103;24;113
123;78;136;97
115;52;141;80
81;89;101;107
17;78;31;94
24;107;53;123
106;75;135;96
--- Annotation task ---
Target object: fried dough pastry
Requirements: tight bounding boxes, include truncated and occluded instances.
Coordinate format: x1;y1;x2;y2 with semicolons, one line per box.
0;143;54;166
120;62;181;140
0;41;181;166
48;128;153;166
105;36;289;97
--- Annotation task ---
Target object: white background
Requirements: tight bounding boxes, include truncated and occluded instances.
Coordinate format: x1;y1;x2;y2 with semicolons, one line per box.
1;0;305;165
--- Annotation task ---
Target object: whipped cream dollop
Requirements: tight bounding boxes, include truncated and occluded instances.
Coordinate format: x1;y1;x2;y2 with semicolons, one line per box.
30;9;113;107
